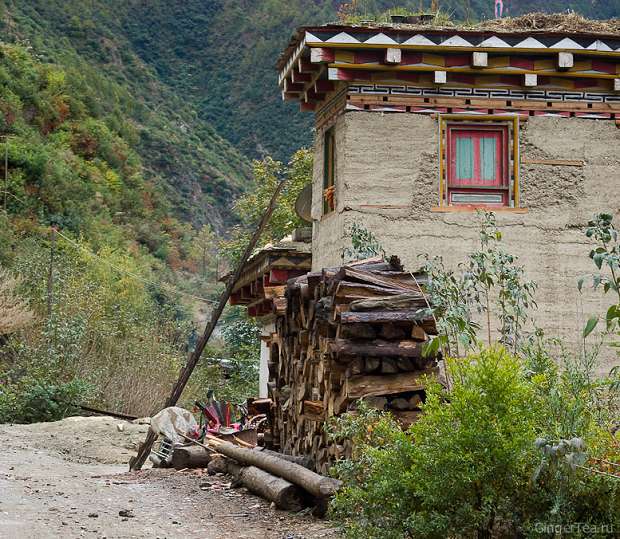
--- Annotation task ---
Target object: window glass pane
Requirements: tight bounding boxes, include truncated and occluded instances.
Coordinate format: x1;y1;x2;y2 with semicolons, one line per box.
480;136;497;182
455;136;474;180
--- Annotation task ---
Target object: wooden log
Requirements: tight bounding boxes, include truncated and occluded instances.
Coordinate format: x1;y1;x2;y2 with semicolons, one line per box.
226;461;305;511
170;445;212;469
338;267;421;292
329;338;424;358
381;358;400;374
254;447;314;469
302;400;325;421
335;281;404;300
411;324;428;341
340;310;430;324
340;323;377;340
346;369;436;399
396;357;416;371
379;324;408;340
209;441;342;498
349;292;427;312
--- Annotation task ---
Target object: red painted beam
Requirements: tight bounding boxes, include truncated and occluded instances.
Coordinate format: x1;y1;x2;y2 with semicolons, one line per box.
291;71;312;84
315;80;335;93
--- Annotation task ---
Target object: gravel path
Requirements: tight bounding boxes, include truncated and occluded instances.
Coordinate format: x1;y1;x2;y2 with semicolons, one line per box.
0;417;339;539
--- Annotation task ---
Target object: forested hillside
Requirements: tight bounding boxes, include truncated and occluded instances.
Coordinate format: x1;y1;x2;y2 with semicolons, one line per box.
3;1;616;170
0;0;618;420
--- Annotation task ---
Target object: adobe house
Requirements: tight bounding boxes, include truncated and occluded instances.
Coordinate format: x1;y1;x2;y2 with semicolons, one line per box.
276;18;620;371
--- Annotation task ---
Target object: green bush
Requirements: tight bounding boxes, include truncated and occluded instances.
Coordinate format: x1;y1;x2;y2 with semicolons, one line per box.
0;375;93;424
328;346;620;539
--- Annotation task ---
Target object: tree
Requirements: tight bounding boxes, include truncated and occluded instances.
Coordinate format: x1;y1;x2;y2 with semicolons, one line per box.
219;148;312;265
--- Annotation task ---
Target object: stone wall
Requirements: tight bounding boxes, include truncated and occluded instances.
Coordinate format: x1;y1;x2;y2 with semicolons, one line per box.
311;111;620;372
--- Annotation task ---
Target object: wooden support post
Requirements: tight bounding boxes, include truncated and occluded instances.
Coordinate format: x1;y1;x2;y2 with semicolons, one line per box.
524;74;538;87
384;48;402;65
129;179;288;471
472;52;488;68
434;71;447;84
557;52;574;71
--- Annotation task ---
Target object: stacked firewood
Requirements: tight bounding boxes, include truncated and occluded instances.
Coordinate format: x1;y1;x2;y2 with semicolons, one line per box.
267;256;440;474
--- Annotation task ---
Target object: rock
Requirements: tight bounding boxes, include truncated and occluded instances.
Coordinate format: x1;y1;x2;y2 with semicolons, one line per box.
88;513;98;518
118;509;134;518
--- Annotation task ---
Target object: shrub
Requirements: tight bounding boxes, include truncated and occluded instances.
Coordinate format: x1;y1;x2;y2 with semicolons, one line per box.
0;375;93;424
328;346;620;538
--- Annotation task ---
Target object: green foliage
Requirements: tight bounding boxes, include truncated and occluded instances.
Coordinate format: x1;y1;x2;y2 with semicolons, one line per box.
220;148;312;265
328;346;620;538
579;213;620;354
423;211;536;357
0;1;251;228
342;222;386;263
0;375;92;424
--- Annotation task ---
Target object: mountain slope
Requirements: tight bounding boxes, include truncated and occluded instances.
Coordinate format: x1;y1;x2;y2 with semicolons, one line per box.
1;0;618;212
0;0;251;230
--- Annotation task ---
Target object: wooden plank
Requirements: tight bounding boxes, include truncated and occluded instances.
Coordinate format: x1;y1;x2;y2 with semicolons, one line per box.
349;293;427;312
521;158;584;167
329;338;425;358
340;310;429;324
339;266;421;292
346;369;437;399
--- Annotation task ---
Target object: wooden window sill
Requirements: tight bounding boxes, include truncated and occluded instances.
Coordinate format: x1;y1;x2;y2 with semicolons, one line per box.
431;206;528;213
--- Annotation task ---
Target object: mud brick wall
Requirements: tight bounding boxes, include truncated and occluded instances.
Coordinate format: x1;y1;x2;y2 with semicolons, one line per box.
310;112;620;372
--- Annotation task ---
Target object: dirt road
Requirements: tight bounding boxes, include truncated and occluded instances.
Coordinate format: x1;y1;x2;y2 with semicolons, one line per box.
0;417;339;539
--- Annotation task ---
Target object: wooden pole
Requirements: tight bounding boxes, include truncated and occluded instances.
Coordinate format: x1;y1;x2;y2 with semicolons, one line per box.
3;138;7;214
47;227;56;317
129;179;287;471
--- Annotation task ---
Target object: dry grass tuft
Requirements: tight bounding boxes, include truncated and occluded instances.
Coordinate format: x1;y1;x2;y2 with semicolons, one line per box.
0;268;35;335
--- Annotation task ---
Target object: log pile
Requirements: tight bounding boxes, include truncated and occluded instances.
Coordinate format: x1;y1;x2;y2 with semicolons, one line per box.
267;256;440;473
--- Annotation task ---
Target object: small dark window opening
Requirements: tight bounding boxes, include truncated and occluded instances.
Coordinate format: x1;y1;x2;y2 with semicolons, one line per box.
323;127;336;214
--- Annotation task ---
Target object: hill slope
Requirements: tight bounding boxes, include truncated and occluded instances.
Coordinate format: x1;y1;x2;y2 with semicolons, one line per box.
1;0;618;214
0;0;251;230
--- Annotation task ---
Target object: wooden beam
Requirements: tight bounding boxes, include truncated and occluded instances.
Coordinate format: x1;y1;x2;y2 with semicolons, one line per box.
304;89;325;102
521;158;585;167
283;80;304;92
291;70;312;84
310;47;335;64
346;369;436;399
558;52;574;71
472;51;488;68
524;73;538;87
298;58;315;73
384;48;402;65
314;80;335;93
282;91;300;101
434;71;447;84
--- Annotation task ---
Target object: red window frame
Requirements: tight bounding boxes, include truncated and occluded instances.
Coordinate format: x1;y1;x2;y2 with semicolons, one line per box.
446;124;510;207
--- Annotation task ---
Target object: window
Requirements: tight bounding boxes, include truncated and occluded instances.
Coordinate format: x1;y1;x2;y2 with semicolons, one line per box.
323;127;335;214
447;125;509;206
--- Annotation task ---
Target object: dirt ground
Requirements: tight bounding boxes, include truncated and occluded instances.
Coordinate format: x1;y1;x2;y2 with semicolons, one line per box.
0;416;339;539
